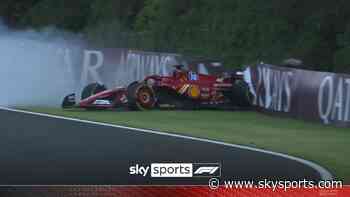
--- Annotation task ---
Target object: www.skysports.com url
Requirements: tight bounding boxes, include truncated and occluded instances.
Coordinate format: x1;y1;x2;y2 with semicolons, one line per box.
208;178;343;191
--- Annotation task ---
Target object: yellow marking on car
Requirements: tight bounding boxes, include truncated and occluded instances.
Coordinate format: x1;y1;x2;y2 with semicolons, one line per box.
187;85;201;99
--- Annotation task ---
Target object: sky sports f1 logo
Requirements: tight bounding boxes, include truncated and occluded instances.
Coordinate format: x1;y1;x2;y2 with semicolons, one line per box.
129;163;221;178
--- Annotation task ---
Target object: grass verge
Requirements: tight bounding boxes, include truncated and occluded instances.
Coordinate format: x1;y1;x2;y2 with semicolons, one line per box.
21;107;350;183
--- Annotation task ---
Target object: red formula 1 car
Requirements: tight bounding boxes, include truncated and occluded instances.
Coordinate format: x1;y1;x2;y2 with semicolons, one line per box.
62;62;252;110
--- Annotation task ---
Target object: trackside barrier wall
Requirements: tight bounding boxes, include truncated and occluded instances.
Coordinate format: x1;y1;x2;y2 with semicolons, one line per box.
63;48;350;127
249;64;350;127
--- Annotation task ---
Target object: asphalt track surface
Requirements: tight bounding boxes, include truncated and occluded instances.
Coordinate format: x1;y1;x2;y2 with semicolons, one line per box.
0;109;328;185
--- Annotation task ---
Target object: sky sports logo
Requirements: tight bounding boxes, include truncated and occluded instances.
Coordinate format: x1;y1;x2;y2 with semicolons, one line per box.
129;163;221;178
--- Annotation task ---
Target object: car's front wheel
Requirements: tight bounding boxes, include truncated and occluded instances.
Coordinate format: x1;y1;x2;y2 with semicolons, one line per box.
127;82;156;110
81;83;107;100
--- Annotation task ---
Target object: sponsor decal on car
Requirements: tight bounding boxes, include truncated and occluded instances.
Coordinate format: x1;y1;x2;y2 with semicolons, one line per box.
92;100;112;105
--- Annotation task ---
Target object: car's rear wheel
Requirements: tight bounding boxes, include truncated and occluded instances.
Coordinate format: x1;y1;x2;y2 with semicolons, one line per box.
127;82;156;110
81;83;107;100
227;80;253;107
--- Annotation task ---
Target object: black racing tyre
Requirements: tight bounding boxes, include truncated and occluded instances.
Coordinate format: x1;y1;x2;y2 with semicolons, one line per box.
230;80;253;107
81;83;107;100
127;82;156;110
126;81;139;110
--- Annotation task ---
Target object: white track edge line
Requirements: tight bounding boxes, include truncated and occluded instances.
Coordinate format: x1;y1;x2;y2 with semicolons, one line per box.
0;106;333;181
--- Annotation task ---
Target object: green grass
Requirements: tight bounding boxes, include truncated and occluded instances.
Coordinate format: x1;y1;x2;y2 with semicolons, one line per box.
21;107;350;183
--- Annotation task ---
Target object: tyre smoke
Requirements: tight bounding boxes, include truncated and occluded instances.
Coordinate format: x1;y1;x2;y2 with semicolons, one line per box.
0;21;84;107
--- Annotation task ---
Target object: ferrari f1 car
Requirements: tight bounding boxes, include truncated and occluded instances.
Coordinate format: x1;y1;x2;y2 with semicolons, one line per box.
62;61;252;111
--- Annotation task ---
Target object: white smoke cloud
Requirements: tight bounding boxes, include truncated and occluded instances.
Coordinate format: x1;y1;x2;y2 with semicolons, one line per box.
0;20;84;107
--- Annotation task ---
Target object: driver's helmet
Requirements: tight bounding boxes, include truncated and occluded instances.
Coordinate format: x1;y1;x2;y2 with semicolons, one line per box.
173;64;186;71
172;64;186;78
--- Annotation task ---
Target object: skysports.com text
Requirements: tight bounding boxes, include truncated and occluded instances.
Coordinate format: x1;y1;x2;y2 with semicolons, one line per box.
209;178;343;191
